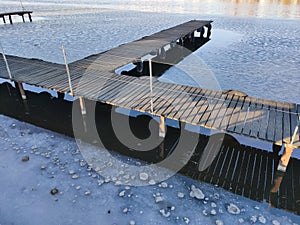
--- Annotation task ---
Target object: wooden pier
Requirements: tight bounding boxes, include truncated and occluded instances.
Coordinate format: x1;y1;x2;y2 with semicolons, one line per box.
0;11;32;24
0;20;299;148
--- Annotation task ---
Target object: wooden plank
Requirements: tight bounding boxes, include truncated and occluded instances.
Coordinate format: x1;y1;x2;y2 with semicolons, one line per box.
249;98;264;138
234;97;252;134
242;97;258;136
283;102;292;144
164;86;195;119
290;104;299;146
218;145;235;188
266;100;277;142
199;92;223;126
212;94;234;130
243;148;256;198
250;149;262;200
258;99;270;140
205;94;229;129
190;90;216;125
179;89;209;122
257;151;268;202
227;96;245;132
274;101;284;145
235;147;251;195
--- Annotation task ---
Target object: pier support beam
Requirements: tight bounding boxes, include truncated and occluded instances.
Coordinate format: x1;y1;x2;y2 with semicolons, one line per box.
15;81;27;100
28;13;32;22
277;144;295;172
159;116;166;138
79;96;87;115
9;15;13;24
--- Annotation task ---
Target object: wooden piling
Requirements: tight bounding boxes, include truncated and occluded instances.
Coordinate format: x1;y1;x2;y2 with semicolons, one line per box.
16;82;27;100
159;116;166;138
79;96;87;115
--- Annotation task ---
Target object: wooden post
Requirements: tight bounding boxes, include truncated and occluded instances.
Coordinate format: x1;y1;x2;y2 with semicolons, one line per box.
21;14;25;23
159;116;166;138
9;15;13;24
1;45;13;80
149;59;153;113
79;96;86;115
2;16;6;24
16;81;27;100
61;45;74;96
277;124;298;172
28;13;32;22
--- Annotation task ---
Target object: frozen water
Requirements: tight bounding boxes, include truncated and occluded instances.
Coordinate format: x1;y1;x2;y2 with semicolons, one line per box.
1;0;300;224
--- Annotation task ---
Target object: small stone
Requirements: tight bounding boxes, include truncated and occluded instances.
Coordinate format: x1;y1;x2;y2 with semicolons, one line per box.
227;203;241;215
216;220;224;225
129;220;135;225
254;206;260;210
159;209;170;218
190;185;205;200
123;208;129;213
250;216;257;223
40;165;46;170
211;202;217;208
72;174;79;179
84;190;91;196
69;170;75;175
239;218;244;223
155;195;164;203
50;188;59;195
202;209;208;216
259;215;266;224
119;190;126;197
160;182;168;188
178;192;185;198
170;206;175;211
211;209;217;215
183;217;190;224
148;179;156;185
272;220;280;225
139;172;149;181
98;179;104;186
22;156;29;162
125;186;130;190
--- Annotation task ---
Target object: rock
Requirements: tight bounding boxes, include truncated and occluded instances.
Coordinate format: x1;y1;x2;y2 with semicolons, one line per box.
84;190;91;196
69;170;75;175
155;195;163;203
227;203;241;215
160;182;168;188
129;220;135;225
250;216;257;223
159;209;170;218
216;220;224;225
148;179;156;185
239;218;244;223
190;185;205;200
40;165;46;170
259;215;266;224
183;217;190;224
119;190;126;197
123;208;128;213
211;209;217;215
211;202;217;208
177;192;185;198
72;174;79;179
139;172;149;181
50;188;59;195
22;156;29;162
272;220;280;225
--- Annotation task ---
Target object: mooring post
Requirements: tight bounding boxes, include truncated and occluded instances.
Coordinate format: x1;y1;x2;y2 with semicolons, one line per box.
28;13;32;22
16;82;27;100
79;96;87;115
21;14;25;23
61;45;74;96
1;44;13;80
159;116;166;138
277;123;299;172
2;16;6;24
149;59;154;113
8;15;13;24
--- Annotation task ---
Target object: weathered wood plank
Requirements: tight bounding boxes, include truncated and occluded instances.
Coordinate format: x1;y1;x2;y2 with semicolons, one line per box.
274;101;284;145
227;97;245;132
